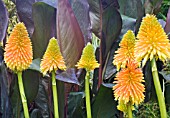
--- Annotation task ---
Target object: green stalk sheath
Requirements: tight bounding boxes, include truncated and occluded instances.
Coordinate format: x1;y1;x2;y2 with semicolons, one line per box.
127;102;132;118
151;57;167;118
52;70;59;118
85;71;92;118
17;72;29;118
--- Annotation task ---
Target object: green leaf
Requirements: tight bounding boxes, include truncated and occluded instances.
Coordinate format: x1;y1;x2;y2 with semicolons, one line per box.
30;109;42;118
143;61;157;102
67;92;85;118
118;0;144;19
29;58;41;72
165;83;170;104
92;84;119;118
34;78;50;117
102;5;122;56
56;68;80;85
32;2;56;59
159;70;170;81
144;0;162;14
23;70;40;103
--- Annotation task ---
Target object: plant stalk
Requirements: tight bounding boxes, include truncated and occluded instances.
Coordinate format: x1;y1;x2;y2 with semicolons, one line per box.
85;71;92;118
151;57;167;118
17;71;29;118
52;70;59;118
127;102;132;118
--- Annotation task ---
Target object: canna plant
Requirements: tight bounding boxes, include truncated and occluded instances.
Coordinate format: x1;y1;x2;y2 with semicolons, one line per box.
4;22;33;118
135;14;170;118
113;30;145;117
0;0;170;117
40;37;66;118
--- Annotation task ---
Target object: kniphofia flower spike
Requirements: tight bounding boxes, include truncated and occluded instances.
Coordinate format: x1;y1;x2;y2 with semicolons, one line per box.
76;42;99;118
40;37;66;118
4;22;33;72
4;22;33;118
135;14;169;118
40;37;66;75
113;62;145;112
76;42;100;71
113;30;136;71
135;14;170;67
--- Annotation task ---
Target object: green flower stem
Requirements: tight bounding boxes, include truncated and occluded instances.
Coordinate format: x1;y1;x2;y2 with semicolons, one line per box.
52;70;59;118
127;102;132;118
85;71;92;118
17;71;29;118
151;57;167;118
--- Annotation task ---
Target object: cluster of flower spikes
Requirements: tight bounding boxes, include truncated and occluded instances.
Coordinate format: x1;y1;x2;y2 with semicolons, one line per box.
76;42;100;71
113;30;145;113
4;22;33;72
40;37;66;75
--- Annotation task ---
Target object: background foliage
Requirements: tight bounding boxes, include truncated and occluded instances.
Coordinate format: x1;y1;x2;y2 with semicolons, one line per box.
0;0;170;117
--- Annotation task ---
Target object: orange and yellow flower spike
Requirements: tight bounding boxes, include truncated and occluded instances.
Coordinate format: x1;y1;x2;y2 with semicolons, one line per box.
4;22;33;72
135;14;169;118
40;37;66;118
4;22;32;118
135;14;170;67
113;30;136;71
113;62;145;114
76;42;100;71
40;37;66;75
76;42;99;118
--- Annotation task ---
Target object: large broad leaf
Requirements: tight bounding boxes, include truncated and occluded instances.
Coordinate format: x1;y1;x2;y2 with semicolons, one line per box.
34;78;50;117
56;68;80;85
15;0;57;36
0;0;8;42
88;0;101;36
15;0;35;36
23;70;40;103
102;5;122;57
10;70;39;117
29;58;41;72
57;0;85;68
92;84;119;117
69;0;92;44
143;61;157;102
30;109;42;118
144;0;162;14
0;62;12;118
32;2;56;59
67;92;85;118
118;0;144;19
165;83;170;104
165;7;170;38
103;15;136;81
88;0;119;37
